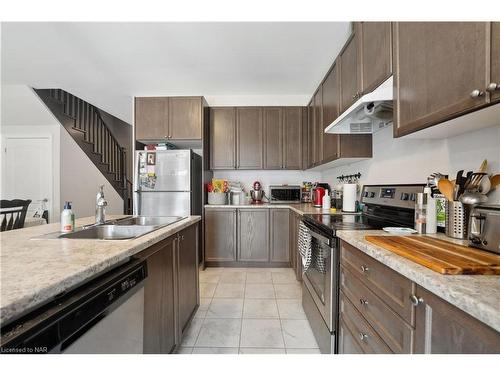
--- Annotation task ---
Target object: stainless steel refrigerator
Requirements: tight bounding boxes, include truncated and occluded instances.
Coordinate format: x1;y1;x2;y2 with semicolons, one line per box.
134;150;202;217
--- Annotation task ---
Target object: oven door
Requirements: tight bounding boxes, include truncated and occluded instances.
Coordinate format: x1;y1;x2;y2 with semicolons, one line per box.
302;225;336;332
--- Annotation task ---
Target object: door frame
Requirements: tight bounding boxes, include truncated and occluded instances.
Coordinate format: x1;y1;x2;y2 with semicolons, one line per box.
1;134;55;223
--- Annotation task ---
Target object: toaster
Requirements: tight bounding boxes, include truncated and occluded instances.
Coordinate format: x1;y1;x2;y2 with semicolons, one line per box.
468;205;500;254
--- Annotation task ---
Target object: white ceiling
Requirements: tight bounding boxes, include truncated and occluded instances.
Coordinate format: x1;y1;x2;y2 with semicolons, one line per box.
1;22;351;123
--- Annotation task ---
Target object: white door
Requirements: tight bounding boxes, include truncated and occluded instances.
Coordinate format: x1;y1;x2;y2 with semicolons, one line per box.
1;136;53;222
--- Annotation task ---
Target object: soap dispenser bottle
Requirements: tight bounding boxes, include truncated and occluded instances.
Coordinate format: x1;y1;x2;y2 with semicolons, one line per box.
61;201;75;233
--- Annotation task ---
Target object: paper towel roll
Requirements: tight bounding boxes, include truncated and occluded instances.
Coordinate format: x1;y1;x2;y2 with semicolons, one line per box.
343;183;357;212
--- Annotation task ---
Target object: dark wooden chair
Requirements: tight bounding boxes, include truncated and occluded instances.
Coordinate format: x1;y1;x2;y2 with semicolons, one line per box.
0;199;32;231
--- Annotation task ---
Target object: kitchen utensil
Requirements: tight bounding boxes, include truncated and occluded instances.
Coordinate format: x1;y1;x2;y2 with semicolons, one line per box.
465;172;488;191
478;159;488;173
489;174;500;189
428;172;447;189
454;170;465;199
478;175;491;194
364;236;500;275
437;179;455;201
445;201;470;239
459;191;488;205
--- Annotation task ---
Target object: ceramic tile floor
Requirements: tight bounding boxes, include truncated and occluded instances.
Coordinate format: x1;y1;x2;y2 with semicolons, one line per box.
176;267;321;354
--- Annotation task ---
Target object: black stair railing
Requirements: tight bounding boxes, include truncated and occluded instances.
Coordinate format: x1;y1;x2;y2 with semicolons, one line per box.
36;88;132;214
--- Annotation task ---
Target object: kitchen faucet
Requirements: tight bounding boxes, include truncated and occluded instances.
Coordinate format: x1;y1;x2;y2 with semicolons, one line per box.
95;185;108;225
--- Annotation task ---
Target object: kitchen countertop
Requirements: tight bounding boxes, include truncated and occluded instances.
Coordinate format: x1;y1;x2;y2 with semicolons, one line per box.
0;215;201;326
336;230;500;332
205;203;355;216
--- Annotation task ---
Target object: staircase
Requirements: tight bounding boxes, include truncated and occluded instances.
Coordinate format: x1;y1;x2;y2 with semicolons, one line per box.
35;89;133;214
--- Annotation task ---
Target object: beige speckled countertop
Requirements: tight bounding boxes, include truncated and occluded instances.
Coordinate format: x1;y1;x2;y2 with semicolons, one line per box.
0;215;201;326
205;203;357;216
336;230;500;332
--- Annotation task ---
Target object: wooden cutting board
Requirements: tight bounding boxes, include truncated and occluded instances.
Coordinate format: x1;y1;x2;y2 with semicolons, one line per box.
364;235;500;275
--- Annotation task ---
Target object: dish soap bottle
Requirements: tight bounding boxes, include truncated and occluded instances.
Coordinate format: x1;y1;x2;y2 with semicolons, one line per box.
322;189;331;212
61;201;75;233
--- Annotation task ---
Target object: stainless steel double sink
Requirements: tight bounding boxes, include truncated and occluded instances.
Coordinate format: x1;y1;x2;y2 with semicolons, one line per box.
55;216;186;240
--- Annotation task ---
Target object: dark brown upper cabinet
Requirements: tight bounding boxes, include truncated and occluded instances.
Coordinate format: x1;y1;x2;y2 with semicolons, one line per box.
393;22;490;137
490;22;500;103
339;28;361;113
302;107;309;170
135;97;168;141
313;87;323;165
264;107;303;170
307;100;315;168
210;107;236;169
236;107;263;169
135;96;205;141
168;97;203;139
210;106;305;170
321;61;341;163
359;22;392;94
263;107;283;169
283;107;303;169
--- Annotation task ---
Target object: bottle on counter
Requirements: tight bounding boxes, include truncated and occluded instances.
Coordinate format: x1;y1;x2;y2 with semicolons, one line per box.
414;193;427;234
322;189;331;212
61;201;75;233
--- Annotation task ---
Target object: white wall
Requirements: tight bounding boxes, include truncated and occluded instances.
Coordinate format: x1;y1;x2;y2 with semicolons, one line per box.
321;125;500;203
213;170;322;196
60;128;123;218
1;84;124;221
0;125;61;222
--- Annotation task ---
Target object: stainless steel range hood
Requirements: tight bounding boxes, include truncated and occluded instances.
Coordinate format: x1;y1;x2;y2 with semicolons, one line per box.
324;76;393;134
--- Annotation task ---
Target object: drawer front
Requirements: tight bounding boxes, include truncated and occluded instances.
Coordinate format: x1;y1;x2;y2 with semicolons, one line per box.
339;318;365;354
341;240;415;324
340;292;392;354
341;266;414;353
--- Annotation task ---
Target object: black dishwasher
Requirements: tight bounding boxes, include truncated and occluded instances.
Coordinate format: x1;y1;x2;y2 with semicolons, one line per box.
1;259;147;354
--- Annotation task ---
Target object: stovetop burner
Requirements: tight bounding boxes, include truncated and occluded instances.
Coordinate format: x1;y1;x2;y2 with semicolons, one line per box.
303;184;425;238
303;214;380;237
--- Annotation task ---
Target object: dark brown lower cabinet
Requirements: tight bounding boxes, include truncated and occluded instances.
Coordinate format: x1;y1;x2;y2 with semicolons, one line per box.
338;318;365;354
177;224;199;335
204;209;237;262
143;236;177;354
141;223;200;354
238;209;270;262
414;286;500;354
340;240;500;354
270;209;290;262
204;208;292;267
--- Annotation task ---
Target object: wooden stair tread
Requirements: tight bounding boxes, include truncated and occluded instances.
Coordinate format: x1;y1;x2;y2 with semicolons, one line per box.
364;235;500;275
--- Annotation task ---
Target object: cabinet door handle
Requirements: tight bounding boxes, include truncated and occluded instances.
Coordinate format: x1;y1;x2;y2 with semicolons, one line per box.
360;265;369;273
359;298;369;306
487;83;499;92
359;332;368;341
409;294;424;306
470;89;485;98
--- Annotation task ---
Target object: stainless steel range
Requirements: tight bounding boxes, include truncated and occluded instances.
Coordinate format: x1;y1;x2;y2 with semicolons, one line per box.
301;184;424;354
